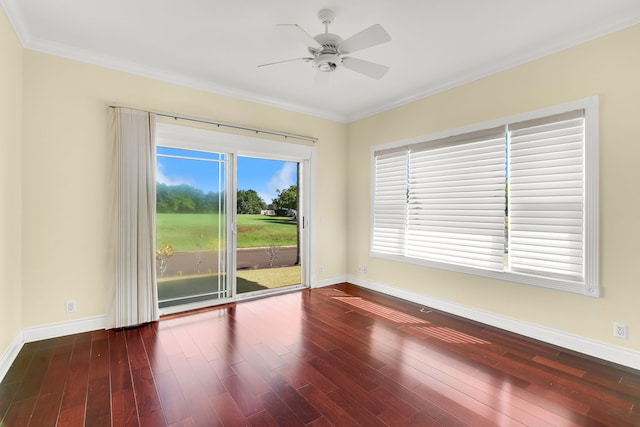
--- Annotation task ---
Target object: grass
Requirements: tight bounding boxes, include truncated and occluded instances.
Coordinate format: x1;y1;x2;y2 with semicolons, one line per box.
156;213;297;251
236;265;301;290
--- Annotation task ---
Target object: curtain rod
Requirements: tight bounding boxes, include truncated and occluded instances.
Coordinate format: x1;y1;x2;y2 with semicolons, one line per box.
109;105;318;143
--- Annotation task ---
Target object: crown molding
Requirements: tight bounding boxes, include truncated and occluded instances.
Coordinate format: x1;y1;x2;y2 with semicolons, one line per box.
28;35;348;122
0;0;347;123
347;16;640;122
0;0;30;45
3;0;640;124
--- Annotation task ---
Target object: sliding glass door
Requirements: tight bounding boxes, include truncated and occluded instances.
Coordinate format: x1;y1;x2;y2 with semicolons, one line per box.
236;157;302;295
154;121;313;314
155;147;228;309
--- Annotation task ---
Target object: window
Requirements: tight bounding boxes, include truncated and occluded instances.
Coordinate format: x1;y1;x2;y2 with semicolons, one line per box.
371;98;599;296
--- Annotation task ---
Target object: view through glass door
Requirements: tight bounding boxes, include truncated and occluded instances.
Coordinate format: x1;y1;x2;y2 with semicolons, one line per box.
155;147;228;309
154;124;311;314
236;157;302;295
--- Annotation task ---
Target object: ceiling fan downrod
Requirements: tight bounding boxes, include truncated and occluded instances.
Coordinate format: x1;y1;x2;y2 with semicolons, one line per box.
318;8;335;33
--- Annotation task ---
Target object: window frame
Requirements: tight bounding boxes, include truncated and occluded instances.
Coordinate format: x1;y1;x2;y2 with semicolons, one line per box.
370;97;599;296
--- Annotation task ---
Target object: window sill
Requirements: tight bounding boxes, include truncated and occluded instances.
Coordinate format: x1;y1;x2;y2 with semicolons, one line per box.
370;251;598;297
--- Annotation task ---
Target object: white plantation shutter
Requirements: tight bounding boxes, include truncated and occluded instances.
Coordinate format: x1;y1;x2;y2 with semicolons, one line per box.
370;98;598;296
372;149;408;255
508;110;585;281
407;128;506;270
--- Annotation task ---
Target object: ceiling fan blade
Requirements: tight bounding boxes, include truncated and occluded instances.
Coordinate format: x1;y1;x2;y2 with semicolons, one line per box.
342;57;389;79
277;24;323;49
258;57;313;68
339;24;391;54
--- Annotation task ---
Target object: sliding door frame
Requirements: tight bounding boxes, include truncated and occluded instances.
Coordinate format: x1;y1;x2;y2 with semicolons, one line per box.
155;121;316;315
232;156;312;302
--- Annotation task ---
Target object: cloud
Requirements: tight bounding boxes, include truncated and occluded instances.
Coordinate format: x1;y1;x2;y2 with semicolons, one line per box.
267;162;296;195
258;191;273;205
252;162;297;205
156;161;195;187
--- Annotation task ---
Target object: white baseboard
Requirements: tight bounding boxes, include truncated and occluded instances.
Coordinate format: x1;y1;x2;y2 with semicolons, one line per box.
4;277;638;386
0;315;107;383
0;332;24;383
21;316;107;343
347;275;640;371
312;274;348;288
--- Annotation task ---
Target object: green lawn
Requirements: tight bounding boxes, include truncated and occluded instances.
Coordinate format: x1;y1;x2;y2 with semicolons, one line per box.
236;265;301;291
156;213;297;251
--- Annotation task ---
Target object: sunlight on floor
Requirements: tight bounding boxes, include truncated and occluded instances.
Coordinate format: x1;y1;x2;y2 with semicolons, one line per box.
332;296;429;325
411;325;491;344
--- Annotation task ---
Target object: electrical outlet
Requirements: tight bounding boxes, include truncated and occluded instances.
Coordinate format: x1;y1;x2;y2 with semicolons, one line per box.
66;299;77;313
319;266;324;274
613;322;627;339
362;265;367;274
357;265;363;274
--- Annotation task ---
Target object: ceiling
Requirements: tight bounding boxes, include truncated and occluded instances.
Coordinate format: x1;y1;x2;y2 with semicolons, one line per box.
3;0;640;122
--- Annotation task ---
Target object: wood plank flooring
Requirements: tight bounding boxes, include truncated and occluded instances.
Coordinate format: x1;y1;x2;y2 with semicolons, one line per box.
1;283;639;426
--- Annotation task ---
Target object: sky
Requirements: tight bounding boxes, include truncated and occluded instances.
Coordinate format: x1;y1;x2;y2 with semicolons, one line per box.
156;147;296;204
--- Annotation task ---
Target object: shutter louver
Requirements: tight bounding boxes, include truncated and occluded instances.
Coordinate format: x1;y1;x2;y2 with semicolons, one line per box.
372;150;408;255
508;110;585;281
407;128;506;270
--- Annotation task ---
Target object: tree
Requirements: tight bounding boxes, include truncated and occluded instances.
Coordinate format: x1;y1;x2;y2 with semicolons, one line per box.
237;189;266;214
272;185;297;212
273;182;300;264
156;183;221;213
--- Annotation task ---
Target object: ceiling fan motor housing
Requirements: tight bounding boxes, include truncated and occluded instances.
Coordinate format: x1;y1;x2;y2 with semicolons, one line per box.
311;33;343;72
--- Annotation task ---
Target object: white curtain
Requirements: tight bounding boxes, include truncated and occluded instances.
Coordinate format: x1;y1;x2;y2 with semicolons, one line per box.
108;107;158;328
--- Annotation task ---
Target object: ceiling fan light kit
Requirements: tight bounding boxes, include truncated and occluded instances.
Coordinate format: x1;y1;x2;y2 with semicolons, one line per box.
315;53;340;72
259;9;391;80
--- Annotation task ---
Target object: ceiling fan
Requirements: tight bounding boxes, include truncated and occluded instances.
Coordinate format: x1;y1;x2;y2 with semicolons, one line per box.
258;9;392;80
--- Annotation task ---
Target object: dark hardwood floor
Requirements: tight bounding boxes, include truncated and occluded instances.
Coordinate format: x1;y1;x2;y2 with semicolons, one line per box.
1;283;639;426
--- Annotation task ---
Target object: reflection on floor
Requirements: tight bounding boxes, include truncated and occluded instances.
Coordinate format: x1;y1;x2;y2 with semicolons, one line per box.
4;283;639;426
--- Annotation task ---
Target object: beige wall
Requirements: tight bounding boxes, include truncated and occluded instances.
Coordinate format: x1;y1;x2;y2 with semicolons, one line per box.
0;7;23;358
3;9;638;364
347;24;640;351
20;50;348;328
